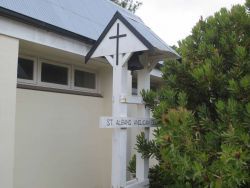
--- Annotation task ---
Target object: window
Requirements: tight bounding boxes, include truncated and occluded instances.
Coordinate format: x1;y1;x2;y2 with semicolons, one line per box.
18;58;34;80
74;69;96;89
132;81;138;95
132;72;138;95
41;63;68;85
17;56;37;84
17;55;99;95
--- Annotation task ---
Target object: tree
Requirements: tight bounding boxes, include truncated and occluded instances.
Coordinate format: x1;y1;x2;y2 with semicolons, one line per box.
133;1;250;187
110;0;142;13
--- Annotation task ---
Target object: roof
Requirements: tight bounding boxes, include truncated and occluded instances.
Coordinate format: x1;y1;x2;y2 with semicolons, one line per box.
0;0;179;58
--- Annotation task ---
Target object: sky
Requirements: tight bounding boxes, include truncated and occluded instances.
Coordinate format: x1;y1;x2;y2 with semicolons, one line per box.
136;0;246;46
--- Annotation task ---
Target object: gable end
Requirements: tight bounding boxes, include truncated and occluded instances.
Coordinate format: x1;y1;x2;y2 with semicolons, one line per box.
85;11;154;63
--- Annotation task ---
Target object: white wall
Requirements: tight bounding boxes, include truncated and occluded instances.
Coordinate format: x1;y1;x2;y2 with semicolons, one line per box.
13;39;157;188
14;59;114;187
0;16;91;56
0;35;19;188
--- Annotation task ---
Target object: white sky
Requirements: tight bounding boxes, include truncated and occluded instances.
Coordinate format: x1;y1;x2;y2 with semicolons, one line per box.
136;0;245;46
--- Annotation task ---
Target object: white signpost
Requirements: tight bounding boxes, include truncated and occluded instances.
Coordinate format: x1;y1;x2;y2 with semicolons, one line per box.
86;12;161;188
100;117;156;128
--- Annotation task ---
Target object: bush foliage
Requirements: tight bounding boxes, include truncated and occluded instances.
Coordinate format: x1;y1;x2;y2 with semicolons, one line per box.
134;1;250;187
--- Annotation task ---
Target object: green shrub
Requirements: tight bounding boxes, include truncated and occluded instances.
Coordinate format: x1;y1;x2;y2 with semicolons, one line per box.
134;1;250;187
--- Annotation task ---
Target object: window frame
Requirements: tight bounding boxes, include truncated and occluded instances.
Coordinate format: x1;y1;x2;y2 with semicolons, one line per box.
38;59;71;90
17;55;38;85
72;66;98;93
17;54;100;95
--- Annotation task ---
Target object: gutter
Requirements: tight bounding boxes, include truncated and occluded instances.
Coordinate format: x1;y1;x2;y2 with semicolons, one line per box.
0;6;95;45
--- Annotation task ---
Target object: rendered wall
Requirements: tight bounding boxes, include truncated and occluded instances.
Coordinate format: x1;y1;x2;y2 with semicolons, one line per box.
0;35;19;188
14;42;155;187
14;67;113;188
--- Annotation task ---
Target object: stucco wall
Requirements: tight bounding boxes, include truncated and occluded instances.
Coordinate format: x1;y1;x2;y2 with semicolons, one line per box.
14;68;113;188
0;35;19;188
13;42;156;187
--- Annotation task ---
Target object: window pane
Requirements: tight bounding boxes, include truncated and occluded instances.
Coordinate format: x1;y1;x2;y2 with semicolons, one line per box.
17;58;34;80
74;70;95;89
41;63;68;85
132;73;137;95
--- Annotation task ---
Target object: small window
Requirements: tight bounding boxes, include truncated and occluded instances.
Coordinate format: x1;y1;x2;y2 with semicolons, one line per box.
17;58;34;80
17;55;100;95
132;72;138;95
132;81;138;95
41;63;68;85
74;69;96;89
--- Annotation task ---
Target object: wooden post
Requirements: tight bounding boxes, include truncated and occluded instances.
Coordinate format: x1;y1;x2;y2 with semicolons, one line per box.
106;54;131;188
136;61;150;183
101;53;156;188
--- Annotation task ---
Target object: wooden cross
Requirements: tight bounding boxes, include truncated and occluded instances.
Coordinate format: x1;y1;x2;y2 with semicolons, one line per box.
109;23;127;65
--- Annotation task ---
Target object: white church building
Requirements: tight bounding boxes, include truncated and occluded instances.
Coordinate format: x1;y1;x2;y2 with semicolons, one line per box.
0;0;179;188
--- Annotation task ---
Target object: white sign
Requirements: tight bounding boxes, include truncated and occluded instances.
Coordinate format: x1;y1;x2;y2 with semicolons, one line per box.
100;116;157;128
